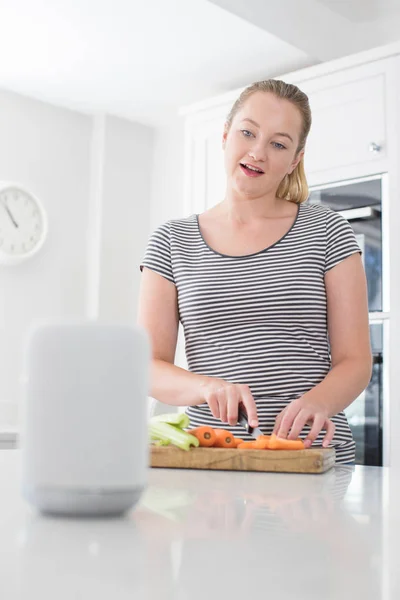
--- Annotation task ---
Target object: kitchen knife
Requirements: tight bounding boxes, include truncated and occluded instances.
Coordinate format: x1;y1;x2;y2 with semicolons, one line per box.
238;408;264;439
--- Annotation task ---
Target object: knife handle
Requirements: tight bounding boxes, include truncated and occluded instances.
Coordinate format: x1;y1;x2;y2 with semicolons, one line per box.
238;408;253;434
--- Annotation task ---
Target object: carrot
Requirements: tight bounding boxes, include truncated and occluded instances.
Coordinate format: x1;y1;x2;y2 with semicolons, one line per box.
233;437;244;447
254;435;271;449
237;441;258;449
213;429;236;448
237;436;270;450
188;426;216;447
268;433;305;450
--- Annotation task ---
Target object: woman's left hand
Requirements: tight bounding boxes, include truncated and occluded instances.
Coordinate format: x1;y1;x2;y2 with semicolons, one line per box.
273;395;335;449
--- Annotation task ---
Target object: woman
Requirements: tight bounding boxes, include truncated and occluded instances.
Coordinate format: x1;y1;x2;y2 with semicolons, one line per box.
138;79;372;464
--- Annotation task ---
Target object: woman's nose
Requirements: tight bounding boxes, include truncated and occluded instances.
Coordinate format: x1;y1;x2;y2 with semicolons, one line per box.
248;146;267;162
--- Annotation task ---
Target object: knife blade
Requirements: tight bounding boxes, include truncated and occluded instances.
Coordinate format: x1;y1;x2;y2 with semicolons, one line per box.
237;408;264;439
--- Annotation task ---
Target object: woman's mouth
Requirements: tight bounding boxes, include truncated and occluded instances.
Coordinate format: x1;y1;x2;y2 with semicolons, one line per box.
240;163;265;177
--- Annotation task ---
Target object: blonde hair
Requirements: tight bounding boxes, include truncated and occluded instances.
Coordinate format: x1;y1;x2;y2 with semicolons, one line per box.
226;79;312;204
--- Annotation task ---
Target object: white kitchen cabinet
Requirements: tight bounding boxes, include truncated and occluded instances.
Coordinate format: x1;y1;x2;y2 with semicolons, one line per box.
300;59;393;186
183;105;227;215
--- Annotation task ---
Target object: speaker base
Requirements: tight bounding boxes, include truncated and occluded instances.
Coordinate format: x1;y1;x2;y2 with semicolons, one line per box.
22;484;145;517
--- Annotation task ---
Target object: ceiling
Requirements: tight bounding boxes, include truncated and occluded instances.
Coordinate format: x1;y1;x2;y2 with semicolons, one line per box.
0;0;398;127
317;0;400;23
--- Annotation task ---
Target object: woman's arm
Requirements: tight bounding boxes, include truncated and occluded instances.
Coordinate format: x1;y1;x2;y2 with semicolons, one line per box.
306;252;372;415
137;267;210;406
274;252;372;446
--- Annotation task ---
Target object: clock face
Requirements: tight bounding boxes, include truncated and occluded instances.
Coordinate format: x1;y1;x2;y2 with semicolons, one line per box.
0;186;46;260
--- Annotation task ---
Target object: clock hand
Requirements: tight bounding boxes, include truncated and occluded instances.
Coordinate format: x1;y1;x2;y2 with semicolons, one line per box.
0;199;18;228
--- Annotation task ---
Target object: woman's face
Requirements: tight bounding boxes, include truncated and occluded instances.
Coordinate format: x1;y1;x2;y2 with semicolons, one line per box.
222;91;305;199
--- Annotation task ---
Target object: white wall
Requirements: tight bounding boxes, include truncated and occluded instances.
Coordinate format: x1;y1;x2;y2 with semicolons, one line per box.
0;90;92;425
0;91;154;427
97;115;154;322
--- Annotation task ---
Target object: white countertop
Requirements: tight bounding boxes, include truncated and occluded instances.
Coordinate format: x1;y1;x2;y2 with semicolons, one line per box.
0;450;398;599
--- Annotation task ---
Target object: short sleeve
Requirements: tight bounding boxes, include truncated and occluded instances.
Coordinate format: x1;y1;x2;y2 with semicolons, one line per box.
325;210;362;273
140;222;175;284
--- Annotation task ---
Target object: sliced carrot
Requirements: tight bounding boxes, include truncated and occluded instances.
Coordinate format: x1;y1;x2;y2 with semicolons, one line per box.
213;429;236;448
268;433;305;450
237;437;270;450
237;441;258;449
233;437;244;447
188;426;217;447
254;435;271;449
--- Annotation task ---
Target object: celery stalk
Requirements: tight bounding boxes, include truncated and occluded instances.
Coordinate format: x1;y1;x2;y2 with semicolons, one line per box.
151;413;190;430
150;421;199;451
151;438;170;447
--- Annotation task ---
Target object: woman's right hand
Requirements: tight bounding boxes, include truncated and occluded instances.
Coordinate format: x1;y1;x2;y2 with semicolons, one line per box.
199;378;259;427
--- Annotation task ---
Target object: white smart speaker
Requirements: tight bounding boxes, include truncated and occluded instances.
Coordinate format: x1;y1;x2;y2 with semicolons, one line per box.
20;320;151;517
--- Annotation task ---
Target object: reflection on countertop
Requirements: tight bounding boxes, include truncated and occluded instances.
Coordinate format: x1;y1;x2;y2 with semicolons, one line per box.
0;450;398;599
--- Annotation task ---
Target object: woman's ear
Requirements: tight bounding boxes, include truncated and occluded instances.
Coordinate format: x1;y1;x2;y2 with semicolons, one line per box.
289;149;305;174
222;123;229;150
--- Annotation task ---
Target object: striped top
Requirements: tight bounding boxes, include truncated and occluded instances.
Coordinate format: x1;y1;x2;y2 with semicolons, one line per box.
140;202;361;463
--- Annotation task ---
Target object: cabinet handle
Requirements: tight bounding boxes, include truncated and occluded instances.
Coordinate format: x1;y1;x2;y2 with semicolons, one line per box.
369;142;382;153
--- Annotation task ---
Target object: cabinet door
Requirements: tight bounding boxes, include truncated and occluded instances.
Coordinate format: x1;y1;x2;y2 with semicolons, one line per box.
183;107;227;215
204;127;226;209
299;60;392;185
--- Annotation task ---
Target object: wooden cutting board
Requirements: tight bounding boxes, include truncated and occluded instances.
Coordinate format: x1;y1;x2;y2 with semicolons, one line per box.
150;446;335;474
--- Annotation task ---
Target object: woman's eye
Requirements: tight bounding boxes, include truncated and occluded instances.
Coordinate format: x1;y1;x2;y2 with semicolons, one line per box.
272;142;286;150
241;129;253;137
